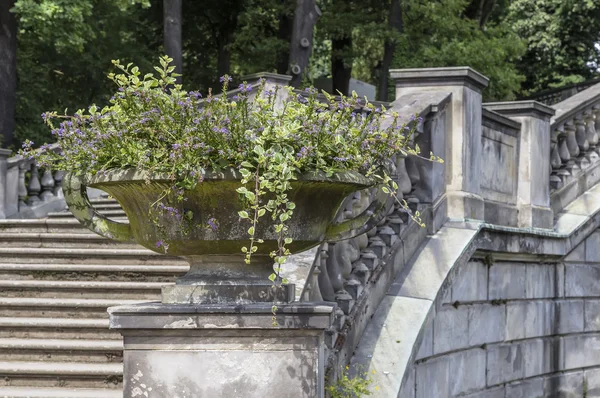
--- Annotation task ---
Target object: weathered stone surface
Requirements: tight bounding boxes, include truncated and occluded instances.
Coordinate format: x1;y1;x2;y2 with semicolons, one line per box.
486;339;545;385
564;241;585;262
585;300;600;331
557;300;584;334
468;303;505;346
556;263;565;298
397;367;415;398
525;264;555;298
415;318;433;360
448;348;486;396
565;264;600;297
488;262;526;299
505;301;554;340
585;368;600;398
452;260;488;303
505;377;545;398
433;306;469;354
585;230;600;262
563;334;600;370
543;371;584;397
415;356;449;398
461;386;505;398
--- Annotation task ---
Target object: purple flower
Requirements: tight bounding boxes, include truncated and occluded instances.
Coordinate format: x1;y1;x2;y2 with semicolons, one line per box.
172;144;181;150
220;75;232;83
41;113;49;122
156;240;164;248
207;218;219;231
296;146;309;158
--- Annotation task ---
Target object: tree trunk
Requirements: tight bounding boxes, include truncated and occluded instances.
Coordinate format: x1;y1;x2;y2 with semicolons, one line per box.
276;0;294;75
163;0;182;84
465;0;496;27
289;0;320;87
377;0;403;102
331;36;352;96
217;30;233;80
0;0;16;148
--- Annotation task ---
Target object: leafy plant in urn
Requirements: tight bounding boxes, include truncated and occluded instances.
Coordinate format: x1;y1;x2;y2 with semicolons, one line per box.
22;56;433;305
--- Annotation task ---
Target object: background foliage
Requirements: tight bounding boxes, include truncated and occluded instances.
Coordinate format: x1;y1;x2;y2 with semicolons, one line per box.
4;0;600;147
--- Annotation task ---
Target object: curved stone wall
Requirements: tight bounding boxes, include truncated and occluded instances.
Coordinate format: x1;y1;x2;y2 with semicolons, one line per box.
399;232;600;398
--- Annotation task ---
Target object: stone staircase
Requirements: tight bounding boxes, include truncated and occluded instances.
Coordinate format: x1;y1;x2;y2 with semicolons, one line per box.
0;197;188;397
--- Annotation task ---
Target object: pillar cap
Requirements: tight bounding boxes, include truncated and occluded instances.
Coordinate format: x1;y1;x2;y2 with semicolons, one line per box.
240;72;291;86
0;149;12;158
484;100;555;120
390;67;489;92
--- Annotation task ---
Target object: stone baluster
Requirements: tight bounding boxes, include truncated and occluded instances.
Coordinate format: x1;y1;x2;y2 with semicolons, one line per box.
40;168;55;201
303;251;323;302
395;153;412;197
17;162;29;211
317;245;335;302
26;163;42;206
565;121;580;174
595;105;600;156
53;170;65;197
550;129;563;191
575;115;590;169
585;109;599;162
556;125;571;185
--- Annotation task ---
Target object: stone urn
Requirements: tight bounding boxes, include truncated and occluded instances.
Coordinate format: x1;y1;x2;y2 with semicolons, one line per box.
63;168;391;305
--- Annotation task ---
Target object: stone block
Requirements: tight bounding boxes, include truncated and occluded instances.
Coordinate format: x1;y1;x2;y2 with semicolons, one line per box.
585;300;600;332
557;300;584;335
489;262;526;300
416;356;449;398
544;371;584;398
525;264;555;298
448;348;486;396
452;260;488;303
556;263;565;298
506;301;554;340
585;368;600;398
487;339;544;385
505;377;545;398
542;337;562;375
563;334;600;370
565;264;600;297
461;386;505;398
433;305;469;354
415;319;433;360
468;303;505;346
585;230;600;262
564;241;585;262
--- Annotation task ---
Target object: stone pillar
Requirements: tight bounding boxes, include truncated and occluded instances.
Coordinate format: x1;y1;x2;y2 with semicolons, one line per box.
0;149;12;219
109;302;333;398
484;101;555;229
390;67;489;221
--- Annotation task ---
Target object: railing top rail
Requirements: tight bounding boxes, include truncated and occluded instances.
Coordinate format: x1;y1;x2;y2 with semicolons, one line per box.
551;82;600;127
7;143;60;168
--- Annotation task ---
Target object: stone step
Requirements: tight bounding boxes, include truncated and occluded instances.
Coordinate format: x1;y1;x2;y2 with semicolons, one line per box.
0;386;121;397
0;297;150;319
48;210;127;219
0;247;181;265
0;232;140;249
0;338;123;363
0;361;122;389
0;263;188;282
0;219;112;234
0;317;118;340
0;280;167;299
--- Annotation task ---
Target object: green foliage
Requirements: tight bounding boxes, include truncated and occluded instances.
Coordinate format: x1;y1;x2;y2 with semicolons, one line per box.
22;57;423;269
327;366;374;398
393;0;526;101
507;0;600;94
12;0;158;147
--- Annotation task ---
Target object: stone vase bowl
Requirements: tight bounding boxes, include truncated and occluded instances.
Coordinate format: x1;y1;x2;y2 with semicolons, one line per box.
63;169;391;304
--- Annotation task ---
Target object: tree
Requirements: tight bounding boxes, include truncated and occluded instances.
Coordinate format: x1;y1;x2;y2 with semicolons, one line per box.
288;0;320;87
392;0;525;100
0;0;17;147
377;0;402;101
163;0;182;83
508;0;600;94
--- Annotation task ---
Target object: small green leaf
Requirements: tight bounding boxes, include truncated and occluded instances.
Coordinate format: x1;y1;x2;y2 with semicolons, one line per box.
238;211;249;219
268;273;276;282
258;208;266;217
248;226;255;235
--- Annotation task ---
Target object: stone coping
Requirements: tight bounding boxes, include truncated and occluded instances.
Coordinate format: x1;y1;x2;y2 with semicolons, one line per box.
484;100;555;120
551;81;600;127
351;180;600;396
390;67;489;91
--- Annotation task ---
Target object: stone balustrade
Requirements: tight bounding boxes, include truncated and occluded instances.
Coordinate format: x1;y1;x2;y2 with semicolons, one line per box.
0;145;66;219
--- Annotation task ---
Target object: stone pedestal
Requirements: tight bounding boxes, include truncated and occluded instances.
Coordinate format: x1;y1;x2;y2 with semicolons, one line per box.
0;149;12;219
109;302;334;398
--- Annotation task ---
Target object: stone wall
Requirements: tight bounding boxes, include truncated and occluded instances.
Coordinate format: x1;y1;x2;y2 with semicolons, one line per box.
399;230;600;398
